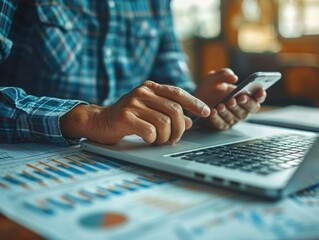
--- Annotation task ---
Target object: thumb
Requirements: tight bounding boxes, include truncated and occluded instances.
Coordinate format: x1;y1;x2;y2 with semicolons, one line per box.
206;68;238;86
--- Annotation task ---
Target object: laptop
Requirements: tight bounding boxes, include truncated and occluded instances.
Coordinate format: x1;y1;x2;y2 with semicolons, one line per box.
81;122;319;199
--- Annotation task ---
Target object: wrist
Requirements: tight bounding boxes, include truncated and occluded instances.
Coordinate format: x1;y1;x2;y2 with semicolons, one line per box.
60;104;96;139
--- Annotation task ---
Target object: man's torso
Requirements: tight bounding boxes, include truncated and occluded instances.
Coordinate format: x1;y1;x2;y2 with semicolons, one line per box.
1;0;170;104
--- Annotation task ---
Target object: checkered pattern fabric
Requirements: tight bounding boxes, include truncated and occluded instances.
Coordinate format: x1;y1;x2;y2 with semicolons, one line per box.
0;0;195;145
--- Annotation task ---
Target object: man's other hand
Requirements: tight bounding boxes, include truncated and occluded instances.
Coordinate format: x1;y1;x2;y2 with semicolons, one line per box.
194;68;267;130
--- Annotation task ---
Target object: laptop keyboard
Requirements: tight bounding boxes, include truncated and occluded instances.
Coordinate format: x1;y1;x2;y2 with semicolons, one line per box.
169;134;316;175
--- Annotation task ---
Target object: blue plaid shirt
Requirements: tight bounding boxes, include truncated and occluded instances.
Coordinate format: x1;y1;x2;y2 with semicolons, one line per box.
0;0;195;145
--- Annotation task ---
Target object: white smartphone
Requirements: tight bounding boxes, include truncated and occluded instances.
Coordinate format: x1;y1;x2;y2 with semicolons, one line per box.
215;71;282;107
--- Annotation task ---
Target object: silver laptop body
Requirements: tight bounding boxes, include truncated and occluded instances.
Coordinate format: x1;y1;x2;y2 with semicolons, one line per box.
81;122;319;199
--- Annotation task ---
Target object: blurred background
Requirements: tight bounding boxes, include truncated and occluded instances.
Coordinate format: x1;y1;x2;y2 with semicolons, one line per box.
171;0;319;107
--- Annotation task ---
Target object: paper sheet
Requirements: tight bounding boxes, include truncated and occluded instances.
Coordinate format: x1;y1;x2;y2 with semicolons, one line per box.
1;144;319;240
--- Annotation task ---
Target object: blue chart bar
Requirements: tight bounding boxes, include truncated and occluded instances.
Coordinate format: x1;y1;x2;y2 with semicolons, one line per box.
68;162;97;172
130;179;152;188
53;161;86;175
63;193;92;205
47;198;74;210
84;155;123;168
119;182;138;191
45;168;72;178
26;164;60;182
3;176;23;185
80;161;109;170
137;176;166;185
24;202;54;216
97;160;121;169
79;190;109;199
57;165;85;175
33;171;55;179
19;172;41;183
106;186;123;195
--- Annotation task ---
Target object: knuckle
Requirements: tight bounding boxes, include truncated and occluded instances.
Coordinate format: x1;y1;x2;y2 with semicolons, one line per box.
119;109;132;122
142;80;157;89
132;86;149;98
145;126;156;141
171;86;184;97
169;102;183;115
159;116;171;127
126;97;139;107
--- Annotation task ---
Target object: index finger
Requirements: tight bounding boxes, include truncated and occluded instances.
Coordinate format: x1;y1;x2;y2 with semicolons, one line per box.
143;81;210;117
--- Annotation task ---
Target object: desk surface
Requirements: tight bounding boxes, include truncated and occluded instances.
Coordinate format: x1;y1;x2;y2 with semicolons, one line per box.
0;214;41;240
0;106;319;240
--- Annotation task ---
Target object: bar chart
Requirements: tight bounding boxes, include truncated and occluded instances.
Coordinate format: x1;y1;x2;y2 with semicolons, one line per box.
0;151;131;191
21;172;176;216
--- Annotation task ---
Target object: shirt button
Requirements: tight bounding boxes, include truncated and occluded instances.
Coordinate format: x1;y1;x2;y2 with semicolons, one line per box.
108;1;115;8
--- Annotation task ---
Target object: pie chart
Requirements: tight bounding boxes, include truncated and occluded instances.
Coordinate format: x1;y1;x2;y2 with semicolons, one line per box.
79;212;127;229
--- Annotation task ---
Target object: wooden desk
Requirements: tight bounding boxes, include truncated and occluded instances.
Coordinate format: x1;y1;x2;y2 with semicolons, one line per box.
0;214;42;240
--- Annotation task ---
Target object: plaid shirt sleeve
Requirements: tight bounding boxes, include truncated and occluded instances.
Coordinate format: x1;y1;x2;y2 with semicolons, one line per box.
0;87;88;145
149;2;196;94
0;0;87;145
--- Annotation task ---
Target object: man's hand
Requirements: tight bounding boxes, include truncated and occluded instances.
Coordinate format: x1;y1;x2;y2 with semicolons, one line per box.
194;68;267;130
61;81;211;145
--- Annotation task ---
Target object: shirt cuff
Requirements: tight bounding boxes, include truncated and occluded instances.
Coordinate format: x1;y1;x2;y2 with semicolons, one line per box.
1;87;89;145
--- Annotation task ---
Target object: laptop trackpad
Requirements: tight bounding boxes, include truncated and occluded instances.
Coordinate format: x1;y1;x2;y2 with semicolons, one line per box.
182;128;248;145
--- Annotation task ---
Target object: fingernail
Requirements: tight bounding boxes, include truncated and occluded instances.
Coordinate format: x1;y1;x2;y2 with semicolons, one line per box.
223;68;235;75
240;96;247;104
219;106;226;113
202;105;211;116
229;102;237;108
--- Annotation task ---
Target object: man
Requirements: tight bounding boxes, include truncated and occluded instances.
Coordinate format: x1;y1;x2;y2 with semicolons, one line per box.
0;0;266;145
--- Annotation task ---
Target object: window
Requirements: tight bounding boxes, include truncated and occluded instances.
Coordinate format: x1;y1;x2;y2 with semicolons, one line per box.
237;0;279;52
279;0;319;38
171;0;221;40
